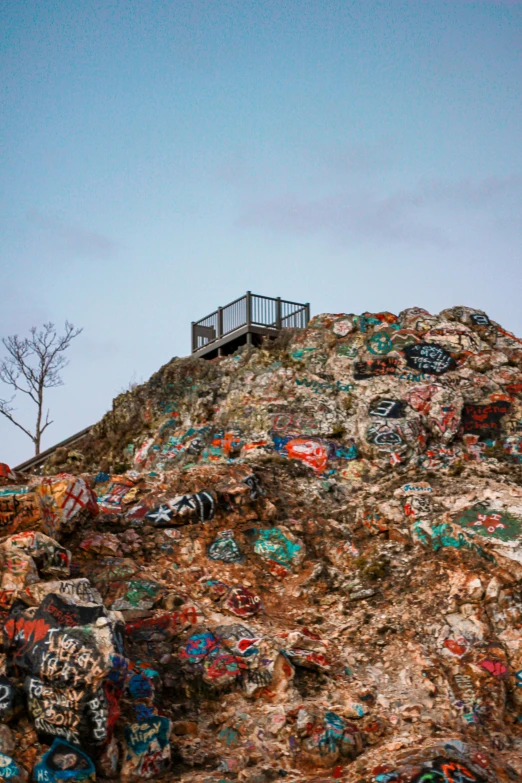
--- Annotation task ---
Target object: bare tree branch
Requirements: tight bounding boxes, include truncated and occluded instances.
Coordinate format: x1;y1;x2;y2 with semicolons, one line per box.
40;409;54;435
0;321;82;455
0;398;36;444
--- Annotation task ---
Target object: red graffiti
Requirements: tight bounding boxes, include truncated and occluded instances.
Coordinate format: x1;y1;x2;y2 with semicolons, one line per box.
0;590;15;610
467;513;506;534
4;615;50;659
225;587;262;618
440;761;479;783
479;659;508;678
444;638;467;657
306;652;329;668
266;559;289;579
104;681;122;736
237;637;260;654
434;405;458;435
205;652;245;681
140;750;166;776
125;607;198;637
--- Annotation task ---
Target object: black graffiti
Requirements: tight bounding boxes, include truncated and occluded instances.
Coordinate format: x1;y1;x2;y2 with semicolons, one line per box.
40;593;107;629
462;402;511;436
170;491;215;523
25;676;84;745
354;358;400;380
369;399;406;419
366;425;403;448
35;628;106;689
246;668;272;685
243;474;263;500
470;313;490;327
186;437;205;455
145;504;173;525
0;675;21;721
85;687;110;744
57;579;102;604
194;491;215;522
34;717;81;746
404;343;456;375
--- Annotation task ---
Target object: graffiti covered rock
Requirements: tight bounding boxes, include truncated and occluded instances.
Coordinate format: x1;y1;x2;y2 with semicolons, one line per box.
1;306;522;782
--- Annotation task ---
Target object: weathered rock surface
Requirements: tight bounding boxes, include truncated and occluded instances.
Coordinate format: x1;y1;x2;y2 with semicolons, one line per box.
2;306;522;782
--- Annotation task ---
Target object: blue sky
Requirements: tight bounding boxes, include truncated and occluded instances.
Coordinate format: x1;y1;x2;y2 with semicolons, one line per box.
1;0;521;465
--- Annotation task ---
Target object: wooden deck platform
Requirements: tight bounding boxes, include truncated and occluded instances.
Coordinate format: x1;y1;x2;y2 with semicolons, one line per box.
192;292;310;359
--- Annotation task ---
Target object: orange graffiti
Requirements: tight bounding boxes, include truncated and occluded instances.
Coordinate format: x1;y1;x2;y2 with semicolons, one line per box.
285;439;328;473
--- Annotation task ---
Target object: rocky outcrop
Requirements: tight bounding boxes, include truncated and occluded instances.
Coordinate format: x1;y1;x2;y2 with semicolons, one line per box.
1;306;522;781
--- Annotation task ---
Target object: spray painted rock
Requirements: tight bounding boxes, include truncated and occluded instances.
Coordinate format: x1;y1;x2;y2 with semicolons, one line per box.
297;709;363;767
246;526;304;570
207;530;242;563
30;475;98;538
224;586;262;618
33;740;95;782
0;676;23;723
121;716;172;780
0;754;27;783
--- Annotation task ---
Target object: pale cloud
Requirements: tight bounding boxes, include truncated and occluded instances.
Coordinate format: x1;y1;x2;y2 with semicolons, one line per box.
236;174;522;248
27;210;120;260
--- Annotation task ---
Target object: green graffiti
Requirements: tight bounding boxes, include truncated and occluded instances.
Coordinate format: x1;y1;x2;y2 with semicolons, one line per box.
452;504;522;542
337;343;358;358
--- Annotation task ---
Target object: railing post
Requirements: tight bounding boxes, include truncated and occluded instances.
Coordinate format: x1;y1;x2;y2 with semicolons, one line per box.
246;291;252;345
191;321;195;353
246;291;252;327
305;303;310;326
218;307;223;357
276;297;281;329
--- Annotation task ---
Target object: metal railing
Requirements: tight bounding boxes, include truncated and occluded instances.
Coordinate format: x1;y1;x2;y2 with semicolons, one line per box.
192;292;310;352
14;425;93;473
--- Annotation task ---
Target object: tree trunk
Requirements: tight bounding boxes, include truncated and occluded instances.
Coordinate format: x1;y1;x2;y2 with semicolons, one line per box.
35;387;43;455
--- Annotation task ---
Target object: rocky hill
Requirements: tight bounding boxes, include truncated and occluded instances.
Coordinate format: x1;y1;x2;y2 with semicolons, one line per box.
2;305;522;783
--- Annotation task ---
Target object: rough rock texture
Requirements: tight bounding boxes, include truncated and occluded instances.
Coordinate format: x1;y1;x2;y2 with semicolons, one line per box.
2;305;522;782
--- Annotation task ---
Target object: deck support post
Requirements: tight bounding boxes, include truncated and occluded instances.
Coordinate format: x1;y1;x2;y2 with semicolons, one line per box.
218;307;224;356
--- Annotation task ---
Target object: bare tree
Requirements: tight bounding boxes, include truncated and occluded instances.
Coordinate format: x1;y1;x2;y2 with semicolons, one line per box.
0;322;82;455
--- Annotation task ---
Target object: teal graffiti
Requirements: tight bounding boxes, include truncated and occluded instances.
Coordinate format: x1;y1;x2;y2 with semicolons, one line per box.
430;524;496;563
250;528;301;567
296;377;353;394
291;348;317;360
367;331;394;356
